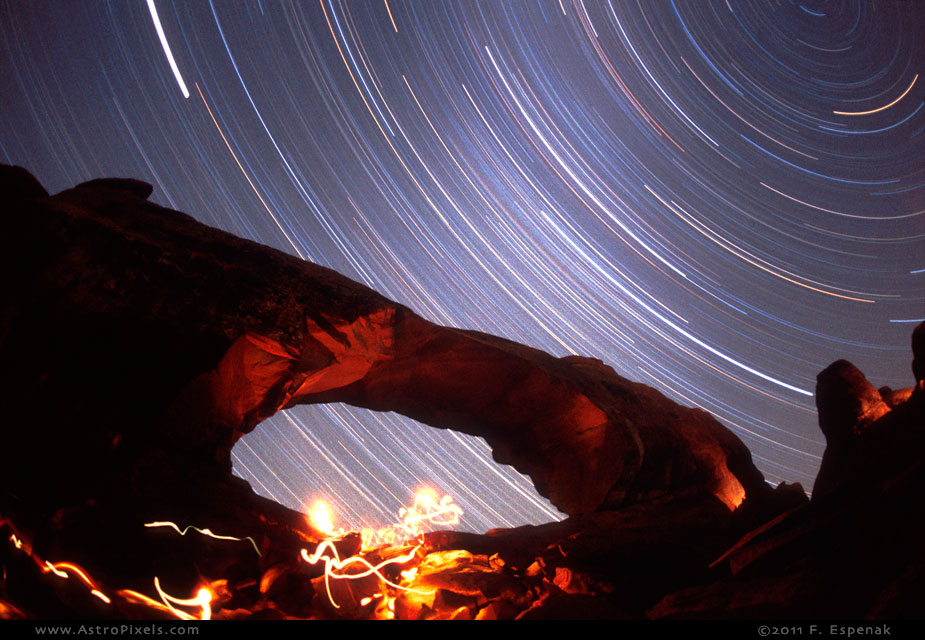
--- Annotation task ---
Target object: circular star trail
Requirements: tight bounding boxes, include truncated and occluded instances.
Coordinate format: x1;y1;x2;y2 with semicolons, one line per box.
2;1;922;533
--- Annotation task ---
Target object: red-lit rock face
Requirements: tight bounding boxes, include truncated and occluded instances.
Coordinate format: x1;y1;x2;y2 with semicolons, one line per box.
185;307;763;515
2;165;921;620
0;164;764;517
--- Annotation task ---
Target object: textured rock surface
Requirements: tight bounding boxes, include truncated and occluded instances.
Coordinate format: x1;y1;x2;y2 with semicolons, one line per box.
0;165;766;517
2;166;920;620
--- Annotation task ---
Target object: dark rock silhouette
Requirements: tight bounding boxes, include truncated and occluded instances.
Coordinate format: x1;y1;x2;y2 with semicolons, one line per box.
914;321;925;386
651;326;925;619
812;360;891;497
1;166;921;620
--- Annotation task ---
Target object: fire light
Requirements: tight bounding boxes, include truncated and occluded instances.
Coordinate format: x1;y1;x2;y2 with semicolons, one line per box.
153;577;213;621
300;539;429;609
3;489;464;619
42;561;111;604
300;489;463;611
360;489;463;548
308;500;337;537
117;581;212;621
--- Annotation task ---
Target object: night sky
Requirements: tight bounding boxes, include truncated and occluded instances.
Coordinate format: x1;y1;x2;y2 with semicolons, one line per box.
2;1;922;534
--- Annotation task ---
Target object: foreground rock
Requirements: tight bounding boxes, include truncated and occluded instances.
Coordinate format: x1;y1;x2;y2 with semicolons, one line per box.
1;166;920;620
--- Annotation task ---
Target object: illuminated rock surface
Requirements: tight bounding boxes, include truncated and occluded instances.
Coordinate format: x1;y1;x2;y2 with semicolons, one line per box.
1;166;921;619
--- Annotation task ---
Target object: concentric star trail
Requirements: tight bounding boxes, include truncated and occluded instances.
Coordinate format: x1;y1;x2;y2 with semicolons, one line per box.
2;1;922;532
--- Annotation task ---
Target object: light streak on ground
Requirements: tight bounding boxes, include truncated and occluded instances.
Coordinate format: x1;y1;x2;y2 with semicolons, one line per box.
152;578;213;621
144;521;262;556
301;490;462;609
4;515;214;620
301;540;429;610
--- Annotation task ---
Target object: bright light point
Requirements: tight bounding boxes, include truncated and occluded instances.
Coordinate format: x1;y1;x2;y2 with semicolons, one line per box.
308;500;336;536
153;577;213;620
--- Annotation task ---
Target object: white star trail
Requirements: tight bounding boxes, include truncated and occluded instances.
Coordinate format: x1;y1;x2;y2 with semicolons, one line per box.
2;0;921;533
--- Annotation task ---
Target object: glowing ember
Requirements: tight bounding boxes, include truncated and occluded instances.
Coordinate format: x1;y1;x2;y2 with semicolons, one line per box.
308;500;336;537
4;517;215;620
117;581;213;621
306;490;463;549
153;577;213;621
301;540;429;609
397;490;463;536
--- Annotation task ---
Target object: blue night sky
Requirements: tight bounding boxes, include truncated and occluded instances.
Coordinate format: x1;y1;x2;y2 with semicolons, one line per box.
2;1;922;533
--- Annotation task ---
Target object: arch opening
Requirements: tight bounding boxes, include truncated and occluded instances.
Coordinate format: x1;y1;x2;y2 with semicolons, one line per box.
231;404;564;535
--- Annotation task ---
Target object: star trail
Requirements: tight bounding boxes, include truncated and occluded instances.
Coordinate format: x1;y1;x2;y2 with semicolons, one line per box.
2;1;922;533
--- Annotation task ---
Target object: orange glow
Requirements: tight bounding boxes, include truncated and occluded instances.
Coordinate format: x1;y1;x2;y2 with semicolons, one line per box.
300;490;462;610
308;500;337;537
401;489;463;532
42;560;114;606
4;517;217;619
4;488;463;619
360;595;375;606
43;561;98;590
117;587;203;620
43;562;70;579
300;540;431;609
152;577;213;621
91;590;111;604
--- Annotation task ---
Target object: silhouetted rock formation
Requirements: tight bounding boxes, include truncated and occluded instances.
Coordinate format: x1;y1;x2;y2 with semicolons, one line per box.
0;164;766;518
1;166;921;620
914;321;925;386
650;327;925;619
812;360;891;496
